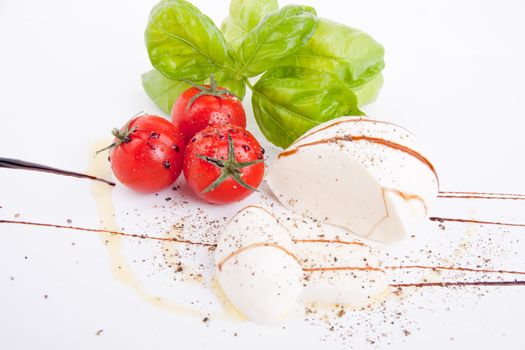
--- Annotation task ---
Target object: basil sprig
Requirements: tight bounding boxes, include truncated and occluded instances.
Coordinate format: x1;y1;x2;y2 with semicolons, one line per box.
142;0;385;148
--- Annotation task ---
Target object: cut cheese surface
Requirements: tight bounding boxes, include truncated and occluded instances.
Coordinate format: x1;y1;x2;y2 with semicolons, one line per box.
266;116;438;242
295;240;389;306
215;205;390;324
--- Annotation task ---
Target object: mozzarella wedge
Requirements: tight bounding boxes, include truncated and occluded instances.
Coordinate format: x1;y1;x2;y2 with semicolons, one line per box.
215;206;303;324
266;116;438;242
283;208;390;306
216;205;391;324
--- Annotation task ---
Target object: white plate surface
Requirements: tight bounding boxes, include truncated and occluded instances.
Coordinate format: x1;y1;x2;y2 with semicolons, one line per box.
1;0;525;349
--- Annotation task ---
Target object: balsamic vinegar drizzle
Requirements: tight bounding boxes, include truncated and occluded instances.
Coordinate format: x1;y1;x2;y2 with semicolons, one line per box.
2;218;525;288
292;117;416;145
429;217;525;228
439;191;525;198
217;242;298;271
384;265;525;276
302;265;525;276
0;219;216;248
390;281;525;288
438;190;525;200
2;157;525;289
0;157;115;186
278;135;439;182
438;195;525;200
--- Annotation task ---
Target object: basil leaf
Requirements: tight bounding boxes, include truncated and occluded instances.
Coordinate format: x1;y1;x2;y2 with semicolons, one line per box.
141;69;197;115
352;73;383;106
278;18;385;104
220;0;278;50
145;0;234;81
235;5;319;78
221;17;246;51
212;71;246;100
251;67;363;148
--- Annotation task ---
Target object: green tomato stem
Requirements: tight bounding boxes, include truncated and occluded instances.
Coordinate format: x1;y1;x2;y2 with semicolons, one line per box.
196;132;263;194
184;75;240;112
94;120;137;157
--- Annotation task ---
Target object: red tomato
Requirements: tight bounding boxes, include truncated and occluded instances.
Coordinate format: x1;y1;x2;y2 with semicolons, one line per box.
99;114;185;193
183;124;265;204
171;77;246;143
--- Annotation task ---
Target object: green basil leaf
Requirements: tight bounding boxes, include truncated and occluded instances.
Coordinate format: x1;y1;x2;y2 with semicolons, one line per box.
278;18;385;104
352;73;383;106
251;67;363;148
141;69;197;115
220;0;278;50
235;5;319;78
221;17;246;51
145;0;234;81
211;71;246;100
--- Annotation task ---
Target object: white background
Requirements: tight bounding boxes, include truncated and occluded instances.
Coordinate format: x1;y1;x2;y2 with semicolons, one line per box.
1;0;525;349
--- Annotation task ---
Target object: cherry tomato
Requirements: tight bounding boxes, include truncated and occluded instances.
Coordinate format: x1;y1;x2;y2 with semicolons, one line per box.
171;76;246;143
183;124;265;204
98;114;185;193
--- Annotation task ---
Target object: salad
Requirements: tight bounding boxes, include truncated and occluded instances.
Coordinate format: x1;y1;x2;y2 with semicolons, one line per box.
3;0;522;344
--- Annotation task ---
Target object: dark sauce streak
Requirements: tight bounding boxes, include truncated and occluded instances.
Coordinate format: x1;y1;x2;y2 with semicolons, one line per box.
439;190;525;198
217;242;298;271
279;135;439;183
386;265;525;276
292;118;416;145
438;190;525;200
0;219;216;248
438;194;525;200
0;158;115;186
391;281;525;288
430;217;525;228
3;219;525;288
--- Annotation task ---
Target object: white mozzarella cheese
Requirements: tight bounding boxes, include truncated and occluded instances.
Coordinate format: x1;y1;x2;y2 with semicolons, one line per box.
266;116;438;242
215;206;303;324
283;208;390;306
294;240;389;305
215;206;391;324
